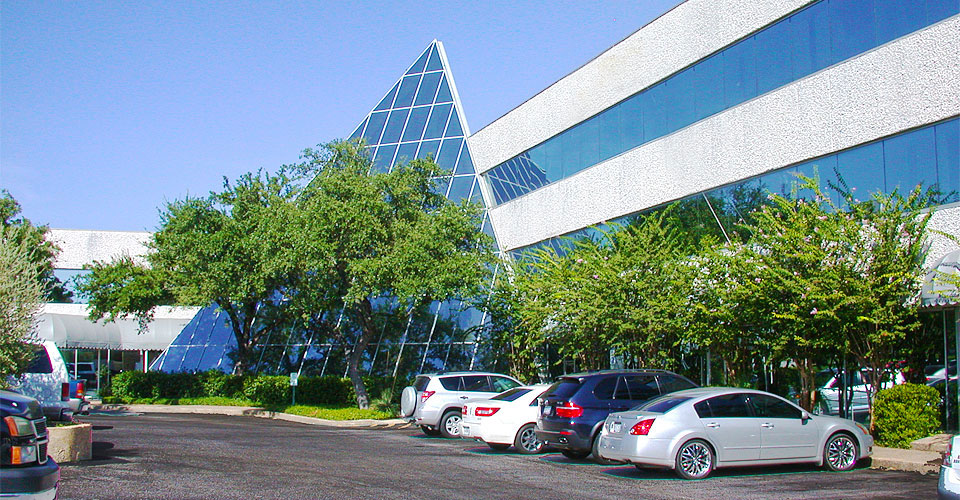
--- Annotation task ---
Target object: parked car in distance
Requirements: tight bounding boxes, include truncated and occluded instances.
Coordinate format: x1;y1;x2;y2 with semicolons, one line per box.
66;362;97;386
460;384;551;454
400;372;522;438
1;389;60;500
928;363;958;385
815;368;903;419
940;434;960;499
536;370;698;464
597;387;873;480
6;341;89;417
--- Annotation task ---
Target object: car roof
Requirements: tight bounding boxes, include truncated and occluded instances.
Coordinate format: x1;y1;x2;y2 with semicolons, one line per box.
663;387;792;401
557;369;682;379
420;371;514;378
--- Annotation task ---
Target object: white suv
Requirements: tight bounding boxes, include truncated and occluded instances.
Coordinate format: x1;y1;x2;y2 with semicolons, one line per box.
400;372;522;438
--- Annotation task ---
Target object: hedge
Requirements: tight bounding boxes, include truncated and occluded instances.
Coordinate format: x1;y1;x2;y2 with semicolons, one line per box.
109;370;404;407
873;383;941;449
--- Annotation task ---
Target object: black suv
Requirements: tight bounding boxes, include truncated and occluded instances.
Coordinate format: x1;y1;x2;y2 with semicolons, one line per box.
536;370;697;463
1;390;60;499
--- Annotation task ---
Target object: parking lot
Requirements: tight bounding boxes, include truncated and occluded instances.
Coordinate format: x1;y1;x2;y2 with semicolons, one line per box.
59;412;936;500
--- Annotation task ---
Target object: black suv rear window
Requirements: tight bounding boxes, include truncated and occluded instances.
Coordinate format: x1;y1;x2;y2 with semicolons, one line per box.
657;374;697;394
491;388;531;401
543;379;580;399
25;347;53;374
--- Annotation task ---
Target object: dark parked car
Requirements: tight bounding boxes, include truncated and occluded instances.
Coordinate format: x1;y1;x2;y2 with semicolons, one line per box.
536;369;698;464
1;389;60;499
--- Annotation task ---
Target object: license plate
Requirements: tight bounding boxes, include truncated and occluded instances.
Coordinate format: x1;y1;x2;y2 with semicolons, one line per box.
461;425;472;437
611;421;622;433
544;406;553;416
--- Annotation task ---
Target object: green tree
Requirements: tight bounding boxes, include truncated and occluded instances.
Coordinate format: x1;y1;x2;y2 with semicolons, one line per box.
0;190;71;302
0;226;45;380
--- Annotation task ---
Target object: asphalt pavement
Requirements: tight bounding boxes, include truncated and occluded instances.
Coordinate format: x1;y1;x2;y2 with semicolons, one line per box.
58;411;937;500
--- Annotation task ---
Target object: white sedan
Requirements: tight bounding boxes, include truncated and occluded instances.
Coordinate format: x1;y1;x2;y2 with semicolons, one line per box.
460;384;551;454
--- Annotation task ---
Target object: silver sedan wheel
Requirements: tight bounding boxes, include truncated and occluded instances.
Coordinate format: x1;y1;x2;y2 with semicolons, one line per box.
824;434;858;471
515;424;543;454
675;440;713;480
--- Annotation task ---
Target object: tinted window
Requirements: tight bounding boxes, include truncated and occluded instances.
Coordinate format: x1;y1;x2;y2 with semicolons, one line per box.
439;376;460;391
624;375;660;401
695;394;751;418
657;375;697;394
491;376;520;393
749;394;802;419
25;347;53;374
639;396;692;414
543;379;581;400
491;388;531;402
462;375;491;392
613;377;632;400
593;376;617;400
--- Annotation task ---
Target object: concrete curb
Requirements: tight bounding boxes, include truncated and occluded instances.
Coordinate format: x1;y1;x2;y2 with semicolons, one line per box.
871;446;941;475
91;404;413;429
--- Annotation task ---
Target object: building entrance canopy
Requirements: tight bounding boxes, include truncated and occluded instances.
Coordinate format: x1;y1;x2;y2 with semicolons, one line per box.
35;303;200;351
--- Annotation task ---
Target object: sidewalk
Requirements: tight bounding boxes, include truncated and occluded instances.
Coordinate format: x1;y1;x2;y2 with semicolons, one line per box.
92;403;942;474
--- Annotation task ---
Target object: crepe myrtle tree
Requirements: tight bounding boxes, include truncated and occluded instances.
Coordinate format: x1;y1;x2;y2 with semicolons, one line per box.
0;190;71;303
0;226;46;380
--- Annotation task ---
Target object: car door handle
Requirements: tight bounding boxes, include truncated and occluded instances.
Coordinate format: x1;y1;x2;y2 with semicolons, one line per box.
706;422;720;428
460;396;469;399
761;423;775;429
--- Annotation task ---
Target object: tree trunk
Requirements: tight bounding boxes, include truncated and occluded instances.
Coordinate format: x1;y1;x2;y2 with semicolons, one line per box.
796;357;816;411
348;298;377;409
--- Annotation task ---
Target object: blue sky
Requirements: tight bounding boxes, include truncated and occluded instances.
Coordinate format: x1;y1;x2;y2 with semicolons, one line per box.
2;1;679;231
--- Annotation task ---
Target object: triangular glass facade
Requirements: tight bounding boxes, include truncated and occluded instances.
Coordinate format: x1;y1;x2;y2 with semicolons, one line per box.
155;41;502;375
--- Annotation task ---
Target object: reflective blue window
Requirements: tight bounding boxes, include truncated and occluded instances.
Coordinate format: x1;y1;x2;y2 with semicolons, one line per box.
423;103;451;140
437;138;462;172
436;76;453;103
426;46;443;72
394;75;421;108
418;139;440;160
402;106;430;142
395;142;419;165
374;82;399;111
936;120;960;202
836;141;884;203
447;176;475;203
415;72;442;106
349;118;366;141
363;112;388;144
381;108;409;144
373;144;397;173
432;176;452;197
484;0;958;206
455;146;475;174
446;112;464;137
406;47;430;75
884;126;937;194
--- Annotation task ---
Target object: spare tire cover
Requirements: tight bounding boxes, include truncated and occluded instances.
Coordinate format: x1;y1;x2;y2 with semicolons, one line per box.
400;386;417;417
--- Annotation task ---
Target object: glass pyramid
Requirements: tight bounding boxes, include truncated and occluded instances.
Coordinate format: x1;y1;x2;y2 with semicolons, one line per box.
155;41;502;375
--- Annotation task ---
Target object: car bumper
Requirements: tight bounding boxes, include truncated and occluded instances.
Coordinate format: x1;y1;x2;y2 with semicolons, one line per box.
940;466;960;500
0;459;60;499
460;418;513;445
413;407;442;428
536;428;591;452
597;433;674;468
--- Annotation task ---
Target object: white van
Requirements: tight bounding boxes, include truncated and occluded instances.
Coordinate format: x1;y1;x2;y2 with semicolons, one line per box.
6;340;89;417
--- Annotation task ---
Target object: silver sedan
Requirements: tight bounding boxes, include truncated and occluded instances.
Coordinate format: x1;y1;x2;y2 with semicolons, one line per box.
597;387;873;480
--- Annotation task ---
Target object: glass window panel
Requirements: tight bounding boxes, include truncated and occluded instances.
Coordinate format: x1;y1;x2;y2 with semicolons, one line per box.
426;46;443;71
760;166;801;199
489;179;508;204
830;0;876;63
665;71;696;134
417;139;440;160
402;106;430;142
349;118;366;141
935;119;960;203
198;345;227;372
182;346;204;371
437;138;462;172
373;144;397;174
876;0;925;44
394;74;421;108
363;112;388;145
395;142;419;166
692;53;724;121
722;34;758;107
374;82;399;112
446;176;474;203
406;46;430;75
927;0;960;24
619;96;644;151
445;111;464;137
641;84;667;142
499;162;519;185
755;18;793;95
836;141;884;204
414;71;442;106
435;76;453;103
455;146;475;175
380;108;409;144
162;346;187;371
598;106;622;161
432;175;452;197
423;103;452;139
884;126;937;195
790;3;832;80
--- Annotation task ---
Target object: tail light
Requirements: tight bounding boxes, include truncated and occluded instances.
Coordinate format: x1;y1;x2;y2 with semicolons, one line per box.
420;390;435;403
555;402;583;418
630;418;656;436
945;442;953;467
475;407;500;417
76;381;85;398
462;405;468;415
61;383;70;401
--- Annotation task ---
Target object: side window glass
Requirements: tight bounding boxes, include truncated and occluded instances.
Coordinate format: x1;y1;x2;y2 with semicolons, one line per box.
702;394;751;418
462;375;492;392
750;394;802;419
657;375;697;394
439;377;460;391
694;400;712;418
613;376;632;400
25;348;53;374
491;376;520;393
593;376;617;400
624;375;659;401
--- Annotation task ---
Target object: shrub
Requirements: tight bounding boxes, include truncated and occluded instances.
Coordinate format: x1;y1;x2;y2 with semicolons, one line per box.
296;376;353;405
242;376;289;406
873;383;941;449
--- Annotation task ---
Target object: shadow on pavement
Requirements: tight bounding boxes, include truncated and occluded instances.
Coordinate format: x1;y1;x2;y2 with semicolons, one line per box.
602;463;826;481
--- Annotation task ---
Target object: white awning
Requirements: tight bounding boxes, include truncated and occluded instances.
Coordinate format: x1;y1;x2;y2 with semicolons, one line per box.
35;303;201;351
922;249;960;308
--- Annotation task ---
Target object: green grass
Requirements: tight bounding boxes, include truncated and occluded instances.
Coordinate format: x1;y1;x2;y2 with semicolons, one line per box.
101;396;396;420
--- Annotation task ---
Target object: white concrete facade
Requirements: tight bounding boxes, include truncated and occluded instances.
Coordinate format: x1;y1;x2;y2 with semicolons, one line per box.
47;228;151;269
469;2;960;252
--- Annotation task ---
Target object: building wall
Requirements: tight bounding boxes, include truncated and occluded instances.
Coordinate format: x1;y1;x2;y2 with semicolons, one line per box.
470;3;959;252
47;228;151;269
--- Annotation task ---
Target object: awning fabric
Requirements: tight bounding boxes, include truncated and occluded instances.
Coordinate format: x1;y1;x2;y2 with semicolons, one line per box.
922;249;960;308
34;303;201;350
